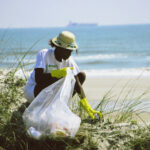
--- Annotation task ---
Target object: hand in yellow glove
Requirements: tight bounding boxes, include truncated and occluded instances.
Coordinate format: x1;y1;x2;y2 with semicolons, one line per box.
79;97;103;119
51;67;73;79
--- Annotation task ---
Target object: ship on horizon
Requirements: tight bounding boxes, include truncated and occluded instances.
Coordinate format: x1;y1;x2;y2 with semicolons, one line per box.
67;21;98;27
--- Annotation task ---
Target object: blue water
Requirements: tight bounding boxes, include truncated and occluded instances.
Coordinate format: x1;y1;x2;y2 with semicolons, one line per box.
0;24;150;77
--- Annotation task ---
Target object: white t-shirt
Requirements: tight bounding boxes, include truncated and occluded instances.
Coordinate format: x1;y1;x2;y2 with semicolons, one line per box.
26;48;80;87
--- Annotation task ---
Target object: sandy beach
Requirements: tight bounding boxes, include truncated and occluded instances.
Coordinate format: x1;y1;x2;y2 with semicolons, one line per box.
83;77;150;123
83;77;150;102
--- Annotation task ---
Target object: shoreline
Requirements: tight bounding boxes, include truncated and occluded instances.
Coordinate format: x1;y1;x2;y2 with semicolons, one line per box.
0;67;150;79
84;67;150;79
1;68;150;102
1;68;150;100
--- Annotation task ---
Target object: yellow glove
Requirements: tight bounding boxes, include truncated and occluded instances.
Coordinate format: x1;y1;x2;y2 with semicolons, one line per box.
79;98;103;119
51;67;73;79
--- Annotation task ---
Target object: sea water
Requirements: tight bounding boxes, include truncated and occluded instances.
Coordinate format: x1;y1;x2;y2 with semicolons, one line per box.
0;24;150;78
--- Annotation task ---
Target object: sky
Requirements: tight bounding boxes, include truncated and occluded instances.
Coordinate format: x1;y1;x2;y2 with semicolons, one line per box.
0;0;150;28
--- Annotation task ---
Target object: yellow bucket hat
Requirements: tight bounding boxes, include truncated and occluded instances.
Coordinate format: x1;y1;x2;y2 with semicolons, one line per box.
51;31;78;50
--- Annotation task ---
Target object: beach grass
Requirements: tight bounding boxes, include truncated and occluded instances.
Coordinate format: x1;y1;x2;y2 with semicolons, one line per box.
0;70;150;150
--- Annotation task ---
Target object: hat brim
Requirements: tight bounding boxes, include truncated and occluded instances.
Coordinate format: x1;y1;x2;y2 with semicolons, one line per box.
51;37;78;50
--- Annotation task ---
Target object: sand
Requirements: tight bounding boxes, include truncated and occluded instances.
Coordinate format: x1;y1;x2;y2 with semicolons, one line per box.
83;77;150;102
83;77;150;123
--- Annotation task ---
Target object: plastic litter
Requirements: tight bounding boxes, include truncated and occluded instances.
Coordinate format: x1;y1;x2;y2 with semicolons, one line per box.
23;68;81;139
27;127;42;140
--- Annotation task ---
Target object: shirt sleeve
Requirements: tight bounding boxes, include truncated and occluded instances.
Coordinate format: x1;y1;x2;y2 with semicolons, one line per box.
34;50;46;69
69;57;80;76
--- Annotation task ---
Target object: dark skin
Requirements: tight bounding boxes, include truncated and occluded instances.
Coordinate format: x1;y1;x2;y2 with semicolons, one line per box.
34;46;86;99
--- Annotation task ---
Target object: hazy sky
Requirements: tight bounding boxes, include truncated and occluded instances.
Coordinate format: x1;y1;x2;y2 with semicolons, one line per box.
0;0;150;28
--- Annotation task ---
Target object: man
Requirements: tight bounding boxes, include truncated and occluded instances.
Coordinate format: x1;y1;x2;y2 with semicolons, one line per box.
24;31;102;119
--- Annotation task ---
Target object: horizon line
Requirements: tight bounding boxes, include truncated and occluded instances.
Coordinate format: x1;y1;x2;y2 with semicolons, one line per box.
0;23;150;29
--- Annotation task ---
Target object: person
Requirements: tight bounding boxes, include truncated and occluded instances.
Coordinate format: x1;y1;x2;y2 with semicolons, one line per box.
24;31;102;119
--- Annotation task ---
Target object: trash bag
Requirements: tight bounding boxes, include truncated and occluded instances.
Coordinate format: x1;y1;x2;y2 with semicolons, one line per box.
22;68;81;139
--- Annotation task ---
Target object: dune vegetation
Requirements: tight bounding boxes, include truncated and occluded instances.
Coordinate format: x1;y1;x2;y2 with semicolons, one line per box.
0;69;150;150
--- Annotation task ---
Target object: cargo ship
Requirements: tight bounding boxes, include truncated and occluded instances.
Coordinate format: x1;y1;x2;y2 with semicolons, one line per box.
67;21;98;27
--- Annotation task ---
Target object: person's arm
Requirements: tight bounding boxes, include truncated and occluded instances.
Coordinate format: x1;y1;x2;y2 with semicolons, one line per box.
74;75;86;99
75;75;103;120
34;68;59;86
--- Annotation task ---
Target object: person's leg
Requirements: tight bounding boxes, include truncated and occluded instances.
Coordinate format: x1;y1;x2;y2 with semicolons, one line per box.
73;72;86;96
34;84;44;97
34;72;86;98
24;84;35;103
34;79;58;97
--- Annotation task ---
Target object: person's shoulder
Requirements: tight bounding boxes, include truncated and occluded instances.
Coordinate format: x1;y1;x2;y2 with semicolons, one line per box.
39;48;49;54
69;56;75;62
47;48;55;54
68;56;77;66
38;48;54;56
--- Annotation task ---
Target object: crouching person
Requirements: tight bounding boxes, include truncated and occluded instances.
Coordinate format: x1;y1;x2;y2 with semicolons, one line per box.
24;31;102;119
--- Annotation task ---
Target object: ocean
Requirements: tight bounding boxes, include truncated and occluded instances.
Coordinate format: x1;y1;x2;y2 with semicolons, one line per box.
0;24;150;78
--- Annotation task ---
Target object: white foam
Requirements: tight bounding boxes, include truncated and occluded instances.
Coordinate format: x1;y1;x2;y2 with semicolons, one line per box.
8;68;150;79
84;68;150;78
74;54;127;61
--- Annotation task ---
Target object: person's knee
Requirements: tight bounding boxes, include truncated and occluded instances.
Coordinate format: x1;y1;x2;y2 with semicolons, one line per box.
34;84;45;97
76;72;86;85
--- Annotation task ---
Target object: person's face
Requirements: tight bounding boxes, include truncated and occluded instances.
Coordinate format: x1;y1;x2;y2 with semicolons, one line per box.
55;47;72;61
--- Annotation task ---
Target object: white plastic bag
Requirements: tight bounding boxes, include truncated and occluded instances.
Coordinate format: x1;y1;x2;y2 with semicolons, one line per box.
23;68;81;139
